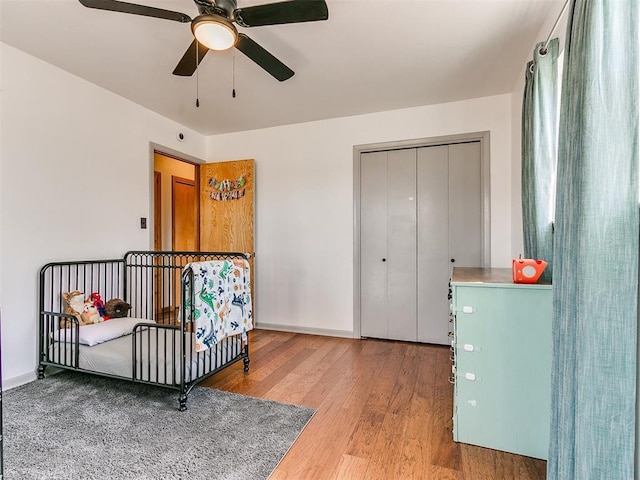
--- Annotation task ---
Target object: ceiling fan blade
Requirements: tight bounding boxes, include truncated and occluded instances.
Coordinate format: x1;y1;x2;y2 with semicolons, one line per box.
235;33;294;82
234;0;328;27
173;40;209;76
78;0;191;23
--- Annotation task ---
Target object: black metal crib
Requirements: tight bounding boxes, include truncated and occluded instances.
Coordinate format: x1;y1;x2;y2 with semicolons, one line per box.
38;251;251;410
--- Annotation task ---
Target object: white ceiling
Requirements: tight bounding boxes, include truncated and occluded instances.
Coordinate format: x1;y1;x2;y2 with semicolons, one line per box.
1;0;564;135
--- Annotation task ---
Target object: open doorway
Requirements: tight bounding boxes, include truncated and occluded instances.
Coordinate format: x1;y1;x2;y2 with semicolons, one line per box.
152;151;200;320
153;151;199;252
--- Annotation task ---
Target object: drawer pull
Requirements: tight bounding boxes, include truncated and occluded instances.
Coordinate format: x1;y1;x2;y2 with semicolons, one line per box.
467;399;477;407
455;343;482;353
464;372;477;381
462;306;474;314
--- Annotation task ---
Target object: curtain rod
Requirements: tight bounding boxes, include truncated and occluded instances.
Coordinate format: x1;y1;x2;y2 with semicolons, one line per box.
540;0;571;55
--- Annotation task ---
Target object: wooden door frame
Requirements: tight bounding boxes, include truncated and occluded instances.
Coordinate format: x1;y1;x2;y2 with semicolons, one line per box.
154;171;162;251
352;131;491;339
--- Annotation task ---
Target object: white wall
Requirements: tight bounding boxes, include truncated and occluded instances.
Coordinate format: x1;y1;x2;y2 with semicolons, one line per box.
0;43;207;386
206;95;513;335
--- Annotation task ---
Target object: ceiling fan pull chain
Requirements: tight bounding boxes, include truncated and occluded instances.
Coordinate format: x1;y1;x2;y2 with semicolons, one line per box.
195;41;200;108
232;55;236;98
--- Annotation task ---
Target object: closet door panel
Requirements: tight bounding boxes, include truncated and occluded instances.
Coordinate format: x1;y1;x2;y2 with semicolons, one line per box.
449;142;483;267
417;145;450;344
360;152;389;339
386;149;417;341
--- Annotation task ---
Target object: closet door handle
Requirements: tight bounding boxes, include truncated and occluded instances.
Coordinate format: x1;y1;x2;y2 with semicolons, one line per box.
450;258;455;263
382;258;386;262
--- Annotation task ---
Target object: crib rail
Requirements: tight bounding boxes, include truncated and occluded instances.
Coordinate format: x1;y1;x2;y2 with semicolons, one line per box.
131;322;248;410
123;251;249;324
39;259;125;316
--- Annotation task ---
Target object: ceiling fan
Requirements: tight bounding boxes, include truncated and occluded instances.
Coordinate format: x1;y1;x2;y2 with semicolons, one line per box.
78;0;329;81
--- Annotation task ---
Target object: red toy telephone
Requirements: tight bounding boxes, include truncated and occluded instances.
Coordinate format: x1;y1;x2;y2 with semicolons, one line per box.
512;258;548;284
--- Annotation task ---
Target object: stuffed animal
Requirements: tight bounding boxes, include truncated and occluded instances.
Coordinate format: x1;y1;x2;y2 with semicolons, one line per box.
62;291;104;328
104;298;131;318
80;302;104;325
89;292;108;319
63;291;85;317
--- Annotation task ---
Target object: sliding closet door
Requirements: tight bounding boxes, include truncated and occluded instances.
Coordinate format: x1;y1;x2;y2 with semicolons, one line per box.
386;149;417;341
360;152;389;339
360;149;417;341
417;146;450;344
417;142;483;344
449;142;482;268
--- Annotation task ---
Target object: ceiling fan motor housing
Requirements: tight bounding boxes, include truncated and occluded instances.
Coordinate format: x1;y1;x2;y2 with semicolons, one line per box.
212;0;238;18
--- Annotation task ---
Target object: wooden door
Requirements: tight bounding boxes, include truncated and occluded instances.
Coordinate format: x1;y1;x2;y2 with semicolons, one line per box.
154;171;162;250
153;171;163;316
172;176;198;309
172;176;198;252
199;159;255;302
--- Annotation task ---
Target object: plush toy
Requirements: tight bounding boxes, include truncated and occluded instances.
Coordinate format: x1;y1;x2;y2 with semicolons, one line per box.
80;301;104;325
63;291;85;315
104;298;131;318
62;291;104;327
89;292;109;320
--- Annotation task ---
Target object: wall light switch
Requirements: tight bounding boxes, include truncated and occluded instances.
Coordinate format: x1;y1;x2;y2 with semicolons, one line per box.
140;217;147;229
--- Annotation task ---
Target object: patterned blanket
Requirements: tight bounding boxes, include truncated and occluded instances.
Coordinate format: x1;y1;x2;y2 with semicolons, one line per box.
184;259;253;352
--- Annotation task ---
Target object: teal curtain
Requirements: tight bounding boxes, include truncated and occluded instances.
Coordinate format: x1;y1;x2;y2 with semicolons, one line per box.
548;1;639;479
522;38;559;283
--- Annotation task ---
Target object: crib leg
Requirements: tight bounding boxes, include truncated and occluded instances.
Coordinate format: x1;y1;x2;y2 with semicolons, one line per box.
37;365;46;379
178;393;188;412
243;356;250;372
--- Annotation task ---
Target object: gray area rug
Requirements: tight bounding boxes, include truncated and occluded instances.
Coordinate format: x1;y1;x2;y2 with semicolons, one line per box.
3;372;314;479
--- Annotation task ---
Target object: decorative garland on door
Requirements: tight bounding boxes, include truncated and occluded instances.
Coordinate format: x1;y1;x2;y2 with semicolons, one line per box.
208;175;247;201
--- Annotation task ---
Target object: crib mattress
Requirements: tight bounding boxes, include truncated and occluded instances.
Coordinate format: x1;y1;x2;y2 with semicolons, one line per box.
50;328;244;385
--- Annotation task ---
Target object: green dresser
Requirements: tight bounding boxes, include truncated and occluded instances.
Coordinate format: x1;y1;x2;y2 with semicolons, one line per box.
450;267;552;460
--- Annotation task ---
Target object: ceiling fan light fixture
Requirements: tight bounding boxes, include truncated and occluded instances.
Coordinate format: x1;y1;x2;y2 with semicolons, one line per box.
192;15;237;51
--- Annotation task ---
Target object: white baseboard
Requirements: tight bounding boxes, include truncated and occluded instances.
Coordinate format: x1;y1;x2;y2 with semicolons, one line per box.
4;371;37;391
256;322;354;339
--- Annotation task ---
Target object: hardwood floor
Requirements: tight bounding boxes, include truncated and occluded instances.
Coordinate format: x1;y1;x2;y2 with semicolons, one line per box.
202;329;547;480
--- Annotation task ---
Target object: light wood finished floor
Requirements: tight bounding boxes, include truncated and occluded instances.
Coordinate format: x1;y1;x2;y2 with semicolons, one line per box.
202;329;547;480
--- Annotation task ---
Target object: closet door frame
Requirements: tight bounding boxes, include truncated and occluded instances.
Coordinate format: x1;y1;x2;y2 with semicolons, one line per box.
353;131;491;339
